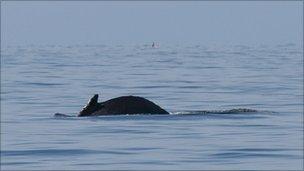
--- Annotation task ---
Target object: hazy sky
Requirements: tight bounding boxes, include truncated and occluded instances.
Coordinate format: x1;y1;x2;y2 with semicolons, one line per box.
1;1;303;46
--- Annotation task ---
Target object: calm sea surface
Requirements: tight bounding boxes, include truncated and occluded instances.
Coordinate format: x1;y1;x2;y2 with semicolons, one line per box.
1;44;303;170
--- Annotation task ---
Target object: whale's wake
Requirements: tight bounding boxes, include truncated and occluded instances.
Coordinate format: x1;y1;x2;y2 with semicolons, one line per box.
171;108;259;115
54;108;263;118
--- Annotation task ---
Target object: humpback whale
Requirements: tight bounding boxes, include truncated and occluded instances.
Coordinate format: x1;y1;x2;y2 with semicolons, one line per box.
54;94;258;117
78;94;169;117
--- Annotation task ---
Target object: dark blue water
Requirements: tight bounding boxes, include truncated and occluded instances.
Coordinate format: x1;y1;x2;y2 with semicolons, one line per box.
1;43;303;169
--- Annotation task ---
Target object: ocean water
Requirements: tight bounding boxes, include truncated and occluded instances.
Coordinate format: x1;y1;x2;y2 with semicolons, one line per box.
1;43;303;170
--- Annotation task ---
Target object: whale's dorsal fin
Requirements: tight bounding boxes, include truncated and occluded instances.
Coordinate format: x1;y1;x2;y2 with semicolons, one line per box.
79;94;99;116
88;94;98;106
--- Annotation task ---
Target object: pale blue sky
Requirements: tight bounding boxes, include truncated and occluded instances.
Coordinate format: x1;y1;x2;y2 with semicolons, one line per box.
1;1;303;46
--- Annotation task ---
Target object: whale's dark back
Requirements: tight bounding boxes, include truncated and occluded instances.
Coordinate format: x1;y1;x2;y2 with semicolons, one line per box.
80;96;169;116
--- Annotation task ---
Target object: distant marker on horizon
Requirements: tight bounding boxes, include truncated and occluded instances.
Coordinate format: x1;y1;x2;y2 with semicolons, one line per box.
152;42;159;48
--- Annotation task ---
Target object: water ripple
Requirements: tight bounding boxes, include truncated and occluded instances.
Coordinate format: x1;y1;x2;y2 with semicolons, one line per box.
1;149;136;157
210;151;299;159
